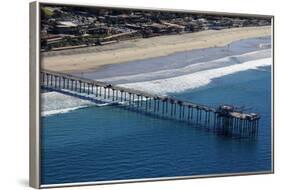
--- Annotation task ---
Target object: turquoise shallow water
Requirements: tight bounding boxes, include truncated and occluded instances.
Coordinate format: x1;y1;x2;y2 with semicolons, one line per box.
41;65;272;185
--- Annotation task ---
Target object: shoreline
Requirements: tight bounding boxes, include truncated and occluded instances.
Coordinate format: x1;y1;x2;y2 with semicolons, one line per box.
41;26;271;73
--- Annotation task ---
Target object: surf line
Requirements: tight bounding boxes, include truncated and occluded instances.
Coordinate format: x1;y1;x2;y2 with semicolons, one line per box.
120;57;271;95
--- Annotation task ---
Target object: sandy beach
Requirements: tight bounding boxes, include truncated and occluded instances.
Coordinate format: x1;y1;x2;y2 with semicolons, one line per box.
41;26;271;73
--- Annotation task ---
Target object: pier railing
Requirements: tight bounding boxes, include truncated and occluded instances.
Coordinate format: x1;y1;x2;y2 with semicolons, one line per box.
40;70;260;138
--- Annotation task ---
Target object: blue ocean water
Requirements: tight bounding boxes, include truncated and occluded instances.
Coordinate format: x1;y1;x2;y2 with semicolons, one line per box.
41;65;272;185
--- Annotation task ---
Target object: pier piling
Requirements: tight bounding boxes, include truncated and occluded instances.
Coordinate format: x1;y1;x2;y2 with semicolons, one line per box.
41;70;260;138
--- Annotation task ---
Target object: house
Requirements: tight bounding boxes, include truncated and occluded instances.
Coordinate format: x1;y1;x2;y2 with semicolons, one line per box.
53;21;80;35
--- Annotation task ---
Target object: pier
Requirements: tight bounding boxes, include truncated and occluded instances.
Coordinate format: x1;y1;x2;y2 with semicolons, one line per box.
41;70;260;138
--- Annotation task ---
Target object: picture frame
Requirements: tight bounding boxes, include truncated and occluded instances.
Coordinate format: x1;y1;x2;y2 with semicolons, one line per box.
30;1;274;188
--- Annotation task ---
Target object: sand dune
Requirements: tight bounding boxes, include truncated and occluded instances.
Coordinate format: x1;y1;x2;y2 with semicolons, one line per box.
41;26;271;73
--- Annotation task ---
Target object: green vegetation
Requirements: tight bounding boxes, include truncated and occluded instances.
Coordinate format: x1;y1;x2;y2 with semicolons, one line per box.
41;7;54;17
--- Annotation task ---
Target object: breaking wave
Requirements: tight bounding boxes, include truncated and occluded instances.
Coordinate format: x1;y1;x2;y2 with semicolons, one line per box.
41;91;94;117
42;105;89;117
119;58;272;95
99;49;271;84
41;91;121;116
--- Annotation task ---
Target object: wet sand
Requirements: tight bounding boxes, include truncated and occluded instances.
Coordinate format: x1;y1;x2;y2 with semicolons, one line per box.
41;26;271;73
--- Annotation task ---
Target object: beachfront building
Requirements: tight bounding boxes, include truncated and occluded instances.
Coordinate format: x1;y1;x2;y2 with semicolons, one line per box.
53;21;81;35
40;5;272;51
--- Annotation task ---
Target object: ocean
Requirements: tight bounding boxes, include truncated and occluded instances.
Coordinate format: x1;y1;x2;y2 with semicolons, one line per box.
40;36;272;185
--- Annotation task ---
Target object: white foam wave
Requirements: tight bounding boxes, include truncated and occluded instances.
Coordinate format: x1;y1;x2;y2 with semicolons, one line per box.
42;105;88;117
41;90;125;116
41;91;94;116
259;43;271;48
119;58;272;95
100;49;270;84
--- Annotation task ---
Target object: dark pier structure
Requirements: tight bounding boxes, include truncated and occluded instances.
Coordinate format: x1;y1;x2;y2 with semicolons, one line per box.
41;70;260;138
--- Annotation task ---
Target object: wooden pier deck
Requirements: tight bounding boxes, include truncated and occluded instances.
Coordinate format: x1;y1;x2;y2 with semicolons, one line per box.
40;70;260;137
